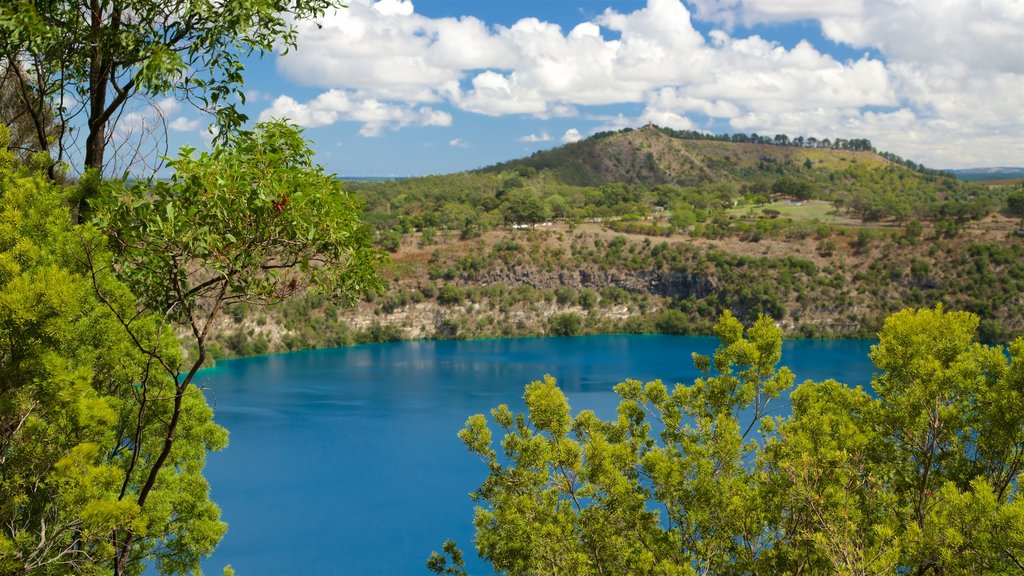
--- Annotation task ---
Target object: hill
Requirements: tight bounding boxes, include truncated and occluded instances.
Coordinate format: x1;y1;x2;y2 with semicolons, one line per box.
195;125;1023;361
481;125;918;187
949;167;1024;182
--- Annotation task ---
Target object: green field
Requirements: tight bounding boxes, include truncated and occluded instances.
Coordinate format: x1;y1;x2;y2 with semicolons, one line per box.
729;200;866;226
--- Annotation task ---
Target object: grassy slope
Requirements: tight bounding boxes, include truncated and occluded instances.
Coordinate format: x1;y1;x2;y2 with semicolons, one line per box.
483;126;892;187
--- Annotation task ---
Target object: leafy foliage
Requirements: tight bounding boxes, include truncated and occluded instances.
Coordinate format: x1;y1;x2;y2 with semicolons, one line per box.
0;0;342;174
0;121;385;575
94;121;385;322
0;125;226;574
89;121;385;572
434;306;1024;575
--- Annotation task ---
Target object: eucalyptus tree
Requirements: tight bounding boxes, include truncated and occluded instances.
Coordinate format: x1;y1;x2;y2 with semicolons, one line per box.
0;120;384;575
0;0;340;176
0;60;58;162
88;120;385;574
0;124;226;575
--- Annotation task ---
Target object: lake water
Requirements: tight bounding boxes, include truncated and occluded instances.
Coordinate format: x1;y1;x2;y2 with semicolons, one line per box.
200;335;875;575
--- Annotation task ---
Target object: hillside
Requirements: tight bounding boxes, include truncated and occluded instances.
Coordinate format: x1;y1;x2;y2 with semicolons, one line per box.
481;125;915;188
197;126;1024;361
950;167;1024;182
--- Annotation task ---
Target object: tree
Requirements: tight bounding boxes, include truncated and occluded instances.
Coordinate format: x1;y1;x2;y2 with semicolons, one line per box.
435;312;795;575
502;189;549;225
668;202;697;230
0;60;59;163
85;121;385;574
0;124;226;574
868;306;1024;571
1006;188;1024;217
433;306;1024;575
0;0;340;176
771;176;814;201
547;312;583;336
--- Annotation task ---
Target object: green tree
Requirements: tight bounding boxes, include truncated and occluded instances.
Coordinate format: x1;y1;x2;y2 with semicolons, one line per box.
437;312;794;575
0;0;340;175
87;121;385;574
0;124;226;575
668;202;697;230
1006;188;1024;217
434;306;1024;575
502;189;550;225
0;60;59;162
771;177;814;201
869;306;1024;571
547;312;583;336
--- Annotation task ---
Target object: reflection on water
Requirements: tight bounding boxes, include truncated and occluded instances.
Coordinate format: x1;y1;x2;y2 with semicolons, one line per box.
201;335;874;575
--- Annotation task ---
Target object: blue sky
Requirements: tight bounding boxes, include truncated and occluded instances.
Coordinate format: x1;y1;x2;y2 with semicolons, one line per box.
155;0;1024;176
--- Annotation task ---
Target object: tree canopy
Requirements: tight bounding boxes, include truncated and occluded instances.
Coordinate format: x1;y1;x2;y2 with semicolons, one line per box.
0;0;341;175
433;306;1024;575
88;120;384;573
0;124;226;574
0;119;385;574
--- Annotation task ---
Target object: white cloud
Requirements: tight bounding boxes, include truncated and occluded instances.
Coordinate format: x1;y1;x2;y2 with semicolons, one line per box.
681;0;1024;166
168;117;201;132
372;0;413;17
449;137;469;147
278;2;515;102
155;97;180;117
245;89;272;103
271;0;1024;167
259;90;451;136
281;0;897;118
518;131;552;143
562;128;583;143
744;0;862;24
639;108;697;131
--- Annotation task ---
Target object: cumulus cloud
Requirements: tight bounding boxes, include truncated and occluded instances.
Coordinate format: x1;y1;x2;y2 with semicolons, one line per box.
562;128;583;143
518;131;552;143
689;0;1024;166
372;0;413;17
259;90;451;136
168;117;201;132
266;0;1024;166
449;137;469;147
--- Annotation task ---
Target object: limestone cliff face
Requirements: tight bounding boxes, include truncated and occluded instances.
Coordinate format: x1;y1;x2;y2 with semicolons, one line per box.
470;266;716;298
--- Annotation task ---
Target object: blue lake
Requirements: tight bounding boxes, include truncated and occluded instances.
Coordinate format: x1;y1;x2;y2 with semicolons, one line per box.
200;335;876;575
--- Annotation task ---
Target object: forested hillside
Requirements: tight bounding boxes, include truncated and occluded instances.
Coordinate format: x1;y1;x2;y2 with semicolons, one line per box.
204;127;1024;359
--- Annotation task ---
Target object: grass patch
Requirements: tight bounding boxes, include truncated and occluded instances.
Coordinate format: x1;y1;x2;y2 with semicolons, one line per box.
730;200;864;225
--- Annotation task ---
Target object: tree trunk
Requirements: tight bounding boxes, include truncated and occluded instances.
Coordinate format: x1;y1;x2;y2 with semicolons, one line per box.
84;118;106;173
86;0;108;175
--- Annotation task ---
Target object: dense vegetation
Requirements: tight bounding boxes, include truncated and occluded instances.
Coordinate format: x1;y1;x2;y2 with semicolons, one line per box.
354;127;1013;229
0;128;227;573
0;120;383;574
431;307;1024;575
203;130;1022;359
2;1;389;569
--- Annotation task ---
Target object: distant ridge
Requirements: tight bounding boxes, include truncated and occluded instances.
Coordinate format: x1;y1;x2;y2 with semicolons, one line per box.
340;176;405;181
948;167;1024;182
477;124;945;188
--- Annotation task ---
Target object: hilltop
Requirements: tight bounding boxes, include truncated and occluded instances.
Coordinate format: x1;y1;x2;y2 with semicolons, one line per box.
479;125;926;188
